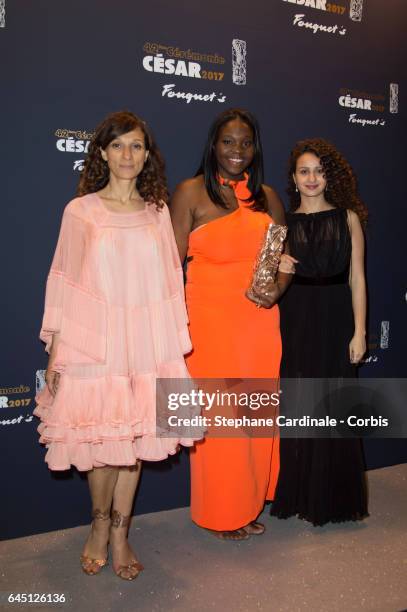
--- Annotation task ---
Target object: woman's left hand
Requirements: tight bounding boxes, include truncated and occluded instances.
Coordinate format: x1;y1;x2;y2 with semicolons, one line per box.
349;333;366;364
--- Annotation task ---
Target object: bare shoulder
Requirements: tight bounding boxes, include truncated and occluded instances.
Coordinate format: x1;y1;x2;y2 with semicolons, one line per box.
262;184;286;223
262;184;280;199
171;176;206;220
346;208;361;229
172;175;205;199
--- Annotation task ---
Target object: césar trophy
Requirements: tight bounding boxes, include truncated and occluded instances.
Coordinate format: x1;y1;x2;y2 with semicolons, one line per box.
246;223;287;304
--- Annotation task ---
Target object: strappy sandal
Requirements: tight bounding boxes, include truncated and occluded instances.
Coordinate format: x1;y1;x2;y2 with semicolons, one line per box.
110;510;144;581
205;528;250;541
243;521;266;536
80;509;110;575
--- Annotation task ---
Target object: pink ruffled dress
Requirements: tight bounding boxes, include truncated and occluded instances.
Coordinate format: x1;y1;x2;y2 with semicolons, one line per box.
34;194;196;471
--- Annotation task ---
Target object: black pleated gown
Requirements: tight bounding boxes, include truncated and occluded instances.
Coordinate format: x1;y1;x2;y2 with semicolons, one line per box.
270;208;369;526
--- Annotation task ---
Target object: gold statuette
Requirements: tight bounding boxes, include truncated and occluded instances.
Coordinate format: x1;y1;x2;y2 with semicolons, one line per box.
246;223;287;303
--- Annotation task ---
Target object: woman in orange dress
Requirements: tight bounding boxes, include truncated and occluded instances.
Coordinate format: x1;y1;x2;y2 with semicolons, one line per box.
170;108;292;539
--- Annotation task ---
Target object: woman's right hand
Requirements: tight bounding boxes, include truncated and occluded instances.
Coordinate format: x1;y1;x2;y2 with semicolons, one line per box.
246;284;281;309
278;254;298;274
45;333;61;396
45;366;60;396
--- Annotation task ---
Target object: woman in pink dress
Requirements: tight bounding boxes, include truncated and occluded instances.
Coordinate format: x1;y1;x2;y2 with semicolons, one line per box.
35;111;196;580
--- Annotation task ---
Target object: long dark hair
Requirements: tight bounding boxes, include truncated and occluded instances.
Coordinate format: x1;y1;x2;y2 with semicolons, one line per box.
196;108;267;212
77;110;168;208
287;138;368;226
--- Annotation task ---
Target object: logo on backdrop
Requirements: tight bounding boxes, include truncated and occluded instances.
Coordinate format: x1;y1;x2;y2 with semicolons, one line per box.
338;84;399;128
142;39;247;104
0;384;32;411
380;321;390;350
0;0;5;28
232;39;246;86
54;128;94;172
142;41;226;80
36;370;46;393
389;83;399;114
349;0;363;21
0;373;45;426
362;320;390;364
281;0;365;36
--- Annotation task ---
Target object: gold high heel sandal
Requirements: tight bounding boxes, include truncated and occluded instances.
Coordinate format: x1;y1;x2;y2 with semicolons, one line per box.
111;510;144;581
80;509;110;576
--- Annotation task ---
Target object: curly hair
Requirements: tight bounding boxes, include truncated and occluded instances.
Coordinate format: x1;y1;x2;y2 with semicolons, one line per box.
287;138;368;226
196;108;267;212
77;110;168;208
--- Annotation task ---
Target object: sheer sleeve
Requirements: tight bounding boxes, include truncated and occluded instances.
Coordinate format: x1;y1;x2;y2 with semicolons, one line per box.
39;209;70;352
40;201;107;361
159;204;192;355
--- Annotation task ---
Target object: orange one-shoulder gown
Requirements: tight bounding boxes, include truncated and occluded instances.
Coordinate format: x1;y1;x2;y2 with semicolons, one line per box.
186;179;281;531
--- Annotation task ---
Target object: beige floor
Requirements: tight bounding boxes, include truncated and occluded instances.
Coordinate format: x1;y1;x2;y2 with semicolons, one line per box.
1;464;406;612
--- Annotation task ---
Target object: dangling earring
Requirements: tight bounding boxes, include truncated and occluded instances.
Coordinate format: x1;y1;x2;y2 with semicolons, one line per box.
295;184;298;193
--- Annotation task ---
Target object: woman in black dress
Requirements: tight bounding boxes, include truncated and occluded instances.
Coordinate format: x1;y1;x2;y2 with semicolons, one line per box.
271;138;369;526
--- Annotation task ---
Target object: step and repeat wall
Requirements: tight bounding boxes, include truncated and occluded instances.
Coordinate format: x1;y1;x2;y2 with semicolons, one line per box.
1;0;406;539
